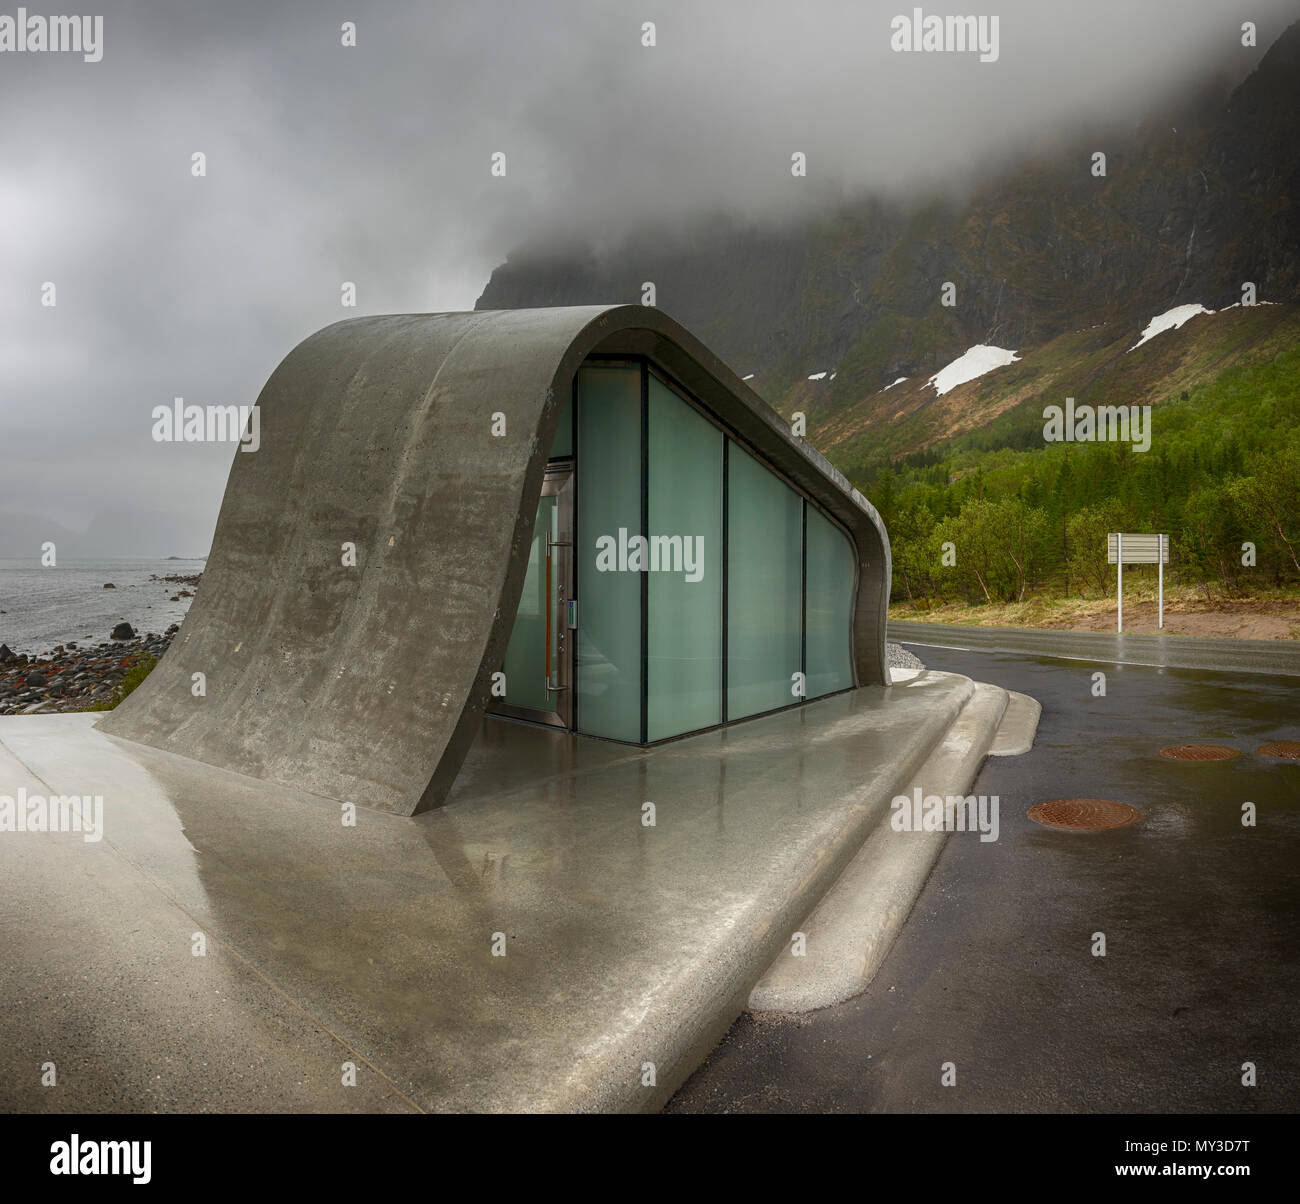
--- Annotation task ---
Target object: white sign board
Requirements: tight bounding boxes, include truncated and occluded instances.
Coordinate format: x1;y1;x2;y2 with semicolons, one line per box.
1107;533;1169;632
1107;533;1170;564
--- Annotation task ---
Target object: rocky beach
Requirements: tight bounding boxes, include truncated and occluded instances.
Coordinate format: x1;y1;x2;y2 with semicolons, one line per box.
0;572;199;715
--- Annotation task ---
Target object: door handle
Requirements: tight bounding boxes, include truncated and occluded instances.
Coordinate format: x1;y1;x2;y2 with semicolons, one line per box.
545;523;572;702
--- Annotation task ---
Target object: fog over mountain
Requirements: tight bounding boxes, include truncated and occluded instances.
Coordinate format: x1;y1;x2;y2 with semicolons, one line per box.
2;0;1295;555
480;17;1300;435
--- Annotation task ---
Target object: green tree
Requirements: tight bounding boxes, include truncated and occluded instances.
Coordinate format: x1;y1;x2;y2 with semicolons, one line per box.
939;497;1049;604
1066;500;1129;595
1227;437;1300;577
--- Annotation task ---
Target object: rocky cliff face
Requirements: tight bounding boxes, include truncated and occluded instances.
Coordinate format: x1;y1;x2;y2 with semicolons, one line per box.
476;20;1300;442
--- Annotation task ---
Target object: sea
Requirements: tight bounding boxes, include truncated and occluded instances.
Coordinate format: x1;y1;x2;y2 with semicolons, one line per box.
0;558;205;656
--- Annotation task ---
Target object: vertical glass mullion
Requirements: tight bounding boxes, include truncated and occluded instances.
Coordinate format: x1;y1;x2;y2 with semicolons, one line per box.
571;374;579;732
801;499;808;702
640;364;649;745
721;439;729;724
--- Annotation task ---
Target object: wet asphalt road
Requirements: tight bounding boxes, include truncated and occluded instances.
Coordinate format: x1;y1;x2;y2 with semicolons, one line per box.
889;621;1300;678
667;645;1300;1113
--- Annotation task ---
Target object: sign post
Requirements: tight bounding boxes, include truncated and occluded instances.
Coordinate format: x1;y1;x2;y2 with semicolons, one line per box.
1158;533;1164;629
1108;533;1170;635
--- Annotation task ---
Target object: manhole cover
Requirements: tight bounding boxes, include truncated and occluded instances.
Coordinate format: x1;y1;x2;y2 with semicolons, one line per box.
1257;741;1300;760
1027;799;1142;831
1158;744;1241;761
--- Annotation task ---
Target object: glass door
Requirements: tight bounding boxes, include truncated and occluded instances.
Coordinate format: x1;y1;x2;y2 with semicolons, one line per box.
491;461;574;729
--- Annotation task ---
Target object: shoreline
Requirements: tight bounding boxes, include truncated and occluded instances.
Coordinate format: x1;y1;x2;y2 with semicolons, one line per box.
0;571;200;715
0;563;202;656
0;629;177;715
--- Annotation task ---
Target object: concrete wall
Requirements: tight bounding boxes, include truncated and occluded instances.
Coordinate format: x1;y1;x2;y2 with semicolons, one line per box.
100;306;891;815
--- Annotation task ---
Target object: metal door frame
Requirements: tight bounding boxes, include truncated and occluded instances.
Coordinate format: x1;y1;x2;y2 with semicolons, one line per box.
489;459;574;730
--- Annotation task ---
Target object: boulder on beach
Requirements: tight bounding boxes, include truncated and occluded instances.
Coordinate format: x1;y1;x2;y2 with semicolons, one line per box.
0;644;12;664
111;622;135;640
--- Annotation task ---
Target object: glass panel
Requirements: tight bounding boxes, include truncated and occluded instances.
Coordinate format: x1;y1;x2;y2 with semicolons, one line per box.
726;444;803;720
549;389;573;458
501;494;559;713
576;365;642;741
647;375;723;740
805;506;856;698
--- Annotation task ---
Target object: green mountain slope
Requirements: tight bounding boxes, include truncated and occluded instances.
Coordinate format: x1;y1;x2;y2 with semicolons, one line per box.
869;307;1300;606
823;300;1300;475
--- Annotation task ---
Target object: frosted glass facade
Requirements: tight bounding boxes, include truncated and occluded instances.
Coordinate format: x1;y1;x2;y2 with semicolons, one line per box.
501;495;558;713
647;375;723;740
805;504;856;698
549;389;573;458
576;365;642;741
726;444;804;720
500;359;858;745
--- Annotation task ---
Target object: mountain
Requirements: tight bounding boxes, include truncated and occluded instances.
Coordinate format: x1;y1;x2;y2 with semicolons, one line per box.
0;508;208;560
476;19;1300;479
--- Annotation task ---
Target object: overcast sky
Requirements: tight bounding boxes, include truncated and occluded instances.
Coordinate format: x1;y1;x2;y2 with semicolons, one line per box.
1;0;1293;555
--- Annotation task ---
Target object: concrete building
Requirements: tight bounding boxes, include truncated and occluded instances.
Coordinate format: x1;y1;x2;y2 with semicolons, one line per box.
101;305;890;815
6;306;1037;1111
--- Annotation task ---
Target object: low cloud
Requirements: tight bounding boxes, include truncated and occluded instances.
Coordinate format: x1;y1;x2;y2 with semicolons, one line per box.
0;0;1293;552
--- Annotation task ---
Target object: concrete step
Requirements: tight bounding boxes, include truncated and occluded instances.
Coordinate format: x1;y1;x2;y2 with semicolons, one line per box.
990;690;1042;756
748;682;1011;1014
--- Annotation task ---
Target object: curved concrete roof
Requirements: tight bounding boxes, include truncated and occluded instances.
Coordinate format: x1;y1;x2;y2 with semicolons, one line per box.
99;305;891;815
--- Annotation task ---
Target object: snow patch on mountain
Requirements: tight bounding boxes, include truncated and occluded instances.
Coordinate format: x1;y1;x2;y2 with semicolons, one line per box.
1128;304;1214;352
927;346;1020;396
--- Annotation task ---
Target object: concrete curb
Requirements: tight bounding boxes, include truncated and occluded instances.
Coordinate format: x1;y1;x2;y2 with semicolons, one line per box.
747;682;1009;1014
640;673;977;1110
989;690;1042;756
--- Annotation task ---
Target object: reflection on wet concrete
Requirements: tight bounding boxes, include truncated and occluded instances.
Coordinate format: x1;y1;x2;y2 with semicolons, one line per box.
0;673;976;1112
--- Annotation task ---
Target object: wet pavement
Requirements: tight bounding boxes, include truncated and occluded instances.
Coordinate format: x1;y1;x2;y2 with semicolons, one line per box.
668;645;1300;1113
889;621;1300;678
0;673;976;1113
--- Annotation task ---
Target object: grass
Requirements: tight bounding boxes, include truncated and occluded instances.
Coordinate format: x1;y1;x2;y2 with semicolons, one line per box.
889;580;1300;636
80;654;158;711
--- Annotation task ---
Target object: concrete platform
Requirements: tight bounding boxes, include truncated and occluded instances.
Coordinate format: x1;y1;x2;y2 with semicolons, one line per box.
1;671;982;1113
